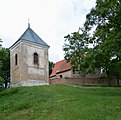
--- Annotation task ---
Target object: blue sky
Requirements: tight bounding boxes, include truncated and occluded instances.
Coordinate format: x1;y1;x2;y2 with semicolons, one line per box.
0;0;96;62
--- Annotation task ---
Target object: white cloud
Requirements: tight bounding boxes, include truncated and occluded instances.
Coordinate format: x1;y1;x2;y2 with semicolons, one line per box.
0;0;96;62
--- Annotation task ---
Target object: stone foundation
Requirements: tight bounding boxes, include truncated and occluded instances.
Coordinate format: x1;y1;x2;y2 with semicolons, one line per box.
11;80;49;87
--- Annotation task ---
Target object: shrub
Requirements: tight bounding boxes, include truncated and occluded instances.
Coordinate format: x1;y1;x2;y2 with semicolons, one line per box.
0;76;5;83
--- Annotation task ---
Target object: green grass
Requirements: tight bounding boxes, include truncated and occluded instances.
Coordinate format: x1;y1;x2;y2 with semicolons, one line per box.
0;84;121;120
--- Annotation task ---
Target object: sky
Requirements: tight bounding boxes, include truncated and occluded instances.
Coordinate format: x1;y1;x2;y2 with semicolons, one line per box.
0;0;96;63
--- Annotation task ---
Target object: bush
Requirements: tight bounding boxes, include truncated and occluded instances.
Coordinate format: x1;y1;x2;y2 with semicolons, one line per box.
100;72;107;77
0;76;5;83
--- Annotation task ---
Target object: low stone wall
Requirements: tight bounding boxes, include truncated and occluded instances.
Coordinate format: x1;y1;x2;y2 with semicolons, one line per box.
49;77;121;86
49;78;64;84
99;77;121;85
49;77;100;85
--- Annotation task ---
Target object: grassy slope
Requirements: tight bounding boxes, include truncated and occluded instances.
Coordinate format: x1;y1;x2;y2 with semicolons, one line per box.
0;85;121;120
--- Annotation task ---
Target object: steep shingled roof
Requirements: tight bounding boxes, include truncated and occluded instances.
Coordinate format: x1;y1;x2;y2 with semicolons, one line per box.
10;25;49;49
50;60;71;77
57;60;71;73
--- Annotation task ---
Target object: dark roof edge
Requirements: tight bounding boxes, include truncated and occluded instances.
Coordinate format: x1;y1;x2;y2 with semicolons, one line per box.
9;39;21;50
9;38;50;50
9;27;29;49
49;75;56;78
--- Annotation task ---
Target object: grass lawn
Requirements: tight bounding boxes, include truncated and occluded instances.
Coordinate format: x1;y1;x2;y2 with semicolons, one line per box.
0;84;121;120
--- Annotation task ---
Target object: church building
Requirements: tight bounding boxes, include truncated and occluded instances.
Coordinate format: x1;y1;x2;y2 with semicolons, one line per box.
9;24;49;86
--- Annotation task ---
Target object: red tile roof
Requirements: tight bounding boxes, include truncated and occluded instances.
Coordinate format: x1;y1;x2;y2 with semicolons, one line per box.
50;60;71;77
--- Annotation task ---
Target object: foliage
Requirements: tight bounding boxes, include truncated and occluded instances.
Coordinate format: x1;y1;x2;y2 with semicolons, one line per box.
0;39;2;47
49;61;55;75
0;40;10;82
84;0;121;85
63;29;89;74
0;76;5;83
0;39;3;69
63;0;121;85
0;85;121;120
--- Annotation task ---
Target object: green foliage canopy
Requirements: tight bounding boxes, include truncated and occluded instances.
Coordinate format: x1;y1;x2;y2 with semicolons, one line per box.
63;0;121;85
84;0;121;82
49;61;55;76
0;40;10;82
63;29;89;74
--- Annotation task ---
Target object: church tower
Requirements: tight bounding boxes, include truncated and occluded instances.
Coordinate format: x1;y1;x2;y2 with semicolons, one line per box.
10;24;50;86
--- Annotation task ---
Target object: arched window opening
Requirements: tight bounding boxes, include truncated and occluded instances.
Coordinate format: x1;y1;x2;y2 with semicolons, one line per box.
15;54;18;66
33;53;39;65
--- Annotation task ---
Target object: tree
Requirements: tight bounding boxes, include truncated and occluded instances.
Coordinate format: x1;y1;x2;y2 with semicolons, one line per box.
63;28;89;75
63;0;121;85
0;48;10;81
0;38;2;46
0;39;10;87
0;39;10;85
84;0;121;85
0;39;3;68
49;61;55;76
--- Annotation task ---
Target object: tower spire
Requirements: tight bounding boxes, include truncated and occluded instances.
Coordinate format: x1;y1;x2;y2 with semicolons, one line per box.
28;18;30;28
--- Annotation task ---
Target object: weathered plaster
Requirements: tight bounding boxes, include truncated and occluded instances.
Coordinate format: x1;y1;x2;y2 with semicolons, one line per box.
10;40;49;86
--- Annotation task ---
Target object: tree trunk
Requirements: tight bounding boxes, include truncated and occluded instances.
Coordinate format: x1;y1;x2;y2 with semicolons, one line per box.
116;75;120;86
106;68;111;86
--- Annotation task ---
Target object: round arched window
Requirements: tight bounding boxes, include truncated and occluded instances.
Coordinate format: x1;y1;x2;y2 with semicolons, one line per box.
33;53;38;65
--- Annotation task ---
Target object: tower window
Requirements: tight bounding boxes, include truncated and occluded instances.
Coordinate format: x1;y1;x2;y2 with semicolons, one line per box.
15;54;18;65
33;53;38;65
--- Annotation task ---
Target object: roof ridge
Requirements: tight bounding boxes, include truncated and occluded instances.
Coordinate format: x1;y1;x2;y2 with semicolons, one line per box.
29;28;38;43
